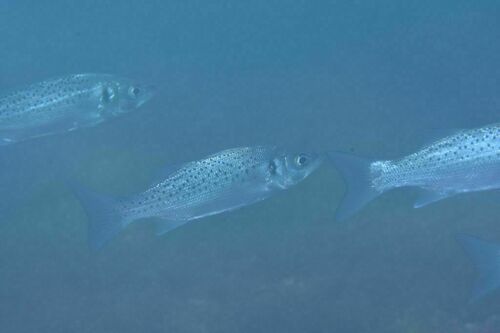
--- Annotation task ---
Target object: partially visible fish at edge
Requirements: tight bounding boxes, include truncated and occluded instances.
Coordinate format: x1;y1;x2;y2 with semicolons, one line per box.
327;124;500;220
0;73;155;145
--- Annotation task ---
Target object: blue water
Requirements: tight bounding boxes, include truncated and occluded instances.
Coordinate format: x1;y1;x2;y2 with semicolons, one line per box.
1;1;500;332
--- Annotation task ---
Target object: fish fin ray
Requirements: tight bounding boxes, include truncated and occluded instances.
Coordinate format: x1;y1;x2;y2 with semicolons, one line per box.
155;219;189;236
413;189;455;208
69;182;126;250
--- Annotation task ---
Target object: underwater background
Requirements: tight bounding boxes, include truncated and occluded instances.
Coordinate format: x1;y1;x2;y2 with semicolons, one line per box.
1;1;500;332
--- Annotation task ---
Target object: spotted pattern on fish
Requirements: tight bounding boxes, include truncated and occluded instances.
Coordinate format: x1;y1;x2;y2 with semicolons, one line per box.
118;147;277;219
0;73;153;143
371;125;500;193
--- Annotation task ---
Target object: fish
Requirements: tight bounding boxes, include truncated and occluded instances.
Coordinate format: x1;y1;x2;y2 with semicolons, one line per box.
328;124;500;220
72;146;323;250
457;235;500;301
0;73;154;144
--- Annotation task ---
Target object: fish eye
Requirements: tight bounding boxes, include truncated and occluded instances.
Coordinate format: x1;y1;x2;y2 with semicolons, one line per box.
128;86;141;98
295;154;309;167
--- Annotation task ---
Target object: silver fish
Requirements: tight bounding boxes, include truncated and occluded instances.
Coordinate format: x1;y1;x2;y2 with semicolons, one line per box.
329;124;500;220
0;73;154;144
73;146;322;249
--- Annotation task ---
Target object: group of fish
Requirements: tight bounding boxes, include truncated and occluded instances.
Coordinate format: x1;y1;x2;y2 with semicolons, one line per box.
2;73;500;302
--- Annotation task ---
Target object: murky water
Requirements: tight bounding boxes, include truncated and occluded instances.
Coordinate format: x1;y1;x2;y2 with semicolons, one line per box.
1;1;500;332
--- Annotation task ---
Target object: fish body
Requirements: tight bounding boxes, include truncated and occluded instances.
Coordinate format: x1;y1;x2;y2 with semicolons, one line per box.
73;146;322;249
329;124;500;220
0;74;154;144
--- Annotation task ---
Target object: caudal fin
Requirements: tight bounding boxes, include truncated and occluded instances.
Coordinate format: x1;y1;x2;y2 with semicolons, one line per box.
458;235;500;301
327;152;382;221
70;183;125;250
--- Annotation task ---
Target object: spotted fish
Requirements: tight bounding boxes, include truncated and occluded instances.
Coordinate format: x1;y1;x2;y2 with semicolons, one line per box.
73;146;322;249
328;124;500;220
0;73;154;144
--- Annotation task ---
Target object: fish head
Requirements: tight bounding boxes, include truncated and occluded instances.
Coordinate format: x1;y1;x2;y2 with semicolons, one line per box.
268;149;323;189
98;77;155;116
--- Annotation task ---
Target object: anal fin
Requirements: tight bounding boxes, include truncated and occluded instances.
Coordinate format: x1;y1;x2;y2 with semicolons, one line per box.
414;189;456;208
155;219;189;236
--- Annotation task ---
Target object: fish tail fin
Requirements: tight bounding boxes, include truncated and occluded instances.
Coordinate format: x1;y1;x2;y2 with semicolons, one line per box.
327;152;384;221
457;235;500;301
70;182;126;250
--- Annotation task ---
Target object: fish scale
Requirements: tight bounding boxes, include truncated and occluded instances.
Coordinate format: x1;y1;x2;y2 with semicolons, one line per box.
121;147;272;219
0;73;153;144
73;146;322;249
0;75;95;120
328;123;500;220
373;125;500;192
